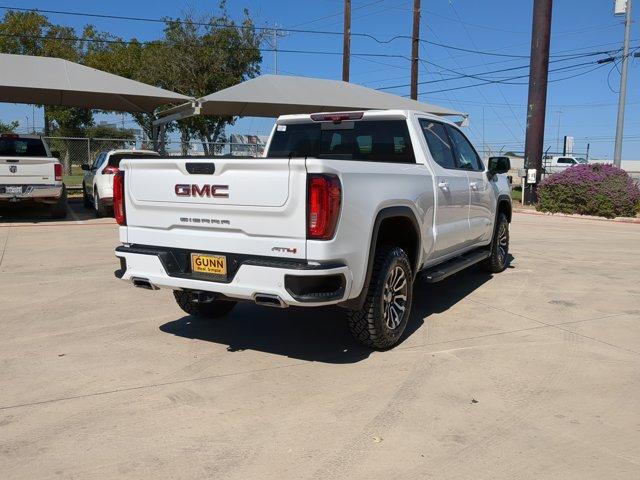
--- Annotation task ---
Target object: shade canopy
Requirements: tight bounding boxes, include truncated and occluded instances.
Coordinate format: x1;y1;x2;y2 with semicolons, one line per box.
196;74;465;118
0;53;192;113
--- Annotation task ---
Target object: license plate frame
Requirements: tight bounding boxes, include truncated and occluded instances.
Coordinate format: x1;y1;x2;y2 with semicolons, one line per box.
190;253;227;278
5;186;22;195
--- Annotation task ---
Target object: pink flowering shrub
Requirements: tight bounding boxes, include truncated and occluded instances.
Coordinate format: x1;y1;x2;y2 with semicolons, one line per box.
537;163;640;218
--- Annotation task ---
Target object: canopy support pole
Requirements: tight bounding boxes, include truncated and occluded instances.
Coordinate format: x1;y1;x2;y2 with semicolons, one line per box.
152;101;201;154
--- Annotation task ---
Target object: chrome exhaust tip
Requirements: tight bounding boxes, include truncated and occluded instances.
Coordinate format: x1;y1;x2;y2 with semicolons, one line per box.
132;277;158;290
254;293;287;308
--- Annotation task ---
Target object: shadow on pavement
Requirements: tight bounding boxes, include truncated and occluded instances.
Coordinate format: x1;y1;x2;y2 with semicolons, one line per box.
0;198;106;223
159;260;510;363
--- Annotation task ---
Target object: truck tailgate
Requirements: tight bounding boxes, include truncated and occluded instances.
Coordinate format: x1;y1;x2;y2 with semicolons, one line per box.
0;156;57;185
120;157;308;259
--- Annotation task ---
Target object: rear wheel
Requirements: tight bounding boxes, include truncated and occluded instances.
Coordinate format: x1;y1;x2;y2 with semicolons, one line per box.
347;246;413;350
50;185;67;219
173;290;237;319
480;213;509;273
94;189;109;218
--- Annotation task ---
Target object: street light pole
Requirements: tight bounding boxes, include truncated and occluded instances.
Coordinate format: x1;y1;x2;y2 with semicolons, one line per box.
555;110;562;154
613;0;633;167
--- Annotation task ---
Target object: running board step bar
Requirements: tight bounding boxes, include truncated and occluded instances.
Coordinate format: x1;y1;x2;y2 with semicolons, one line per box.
421;250;490;283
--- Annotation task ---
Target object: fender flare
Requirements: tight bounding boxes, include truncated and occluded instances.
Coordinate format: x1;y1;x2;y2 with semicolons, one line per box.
496;194;512;223
339;206;421;310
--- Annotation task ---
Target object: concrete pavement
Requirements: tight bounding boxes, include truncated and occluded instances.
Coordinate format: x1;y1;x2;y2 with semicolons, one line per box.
1;209;639;479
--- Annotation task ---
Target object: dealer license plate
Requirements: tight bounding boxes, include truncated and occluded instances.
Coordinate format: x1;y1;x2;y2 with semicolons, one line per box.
191;253;227;276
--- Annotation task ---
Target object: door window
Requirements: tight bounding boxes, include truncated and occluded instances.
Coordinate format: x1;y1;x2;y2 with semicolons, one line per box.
419;119;456;169
446;125;483;171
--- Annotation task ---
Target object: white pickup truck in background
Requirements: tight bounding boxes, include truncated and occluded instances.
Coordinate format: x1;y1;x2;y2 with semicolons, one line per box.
0;133;67;218
543;155;588;174
114;110;512;349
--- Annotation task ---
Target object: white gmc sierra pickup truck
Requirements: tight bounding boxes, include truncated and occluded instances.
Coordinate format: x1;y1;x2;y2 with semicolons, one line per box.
114;110;511;349
0;133;67;218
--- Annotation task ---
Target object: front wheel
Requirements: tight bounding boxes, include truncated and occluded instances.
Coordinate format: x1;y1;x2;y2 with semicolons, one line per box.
347;246;413;350
480;212;510;273
173;290;237;319
82;183;92;208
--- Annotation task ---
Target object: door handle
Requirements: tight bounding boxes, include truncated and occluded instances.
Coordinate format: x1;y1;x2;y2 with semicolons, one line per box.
438;181;449;190
469;181;478;190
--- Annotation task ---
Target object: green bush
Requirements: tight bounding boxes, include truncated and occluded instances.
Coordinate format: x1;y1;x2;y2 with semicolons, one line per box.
537;163;640;218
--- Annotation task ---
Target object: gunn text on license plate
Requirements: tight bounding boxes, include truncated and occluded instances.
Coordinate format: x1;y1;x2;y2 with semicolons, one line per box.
191;253;227;276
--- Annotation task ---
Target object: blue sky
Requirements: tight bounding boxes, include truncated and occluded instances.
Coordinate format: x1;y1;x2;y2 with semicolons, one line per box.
1;0;638;159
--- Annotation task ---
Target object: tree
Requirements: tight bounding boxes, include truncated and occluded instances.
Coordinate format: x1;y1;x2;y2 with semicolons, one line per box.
86;124;135;139
84;5;262;154
0;120;19;132
159;8;262;154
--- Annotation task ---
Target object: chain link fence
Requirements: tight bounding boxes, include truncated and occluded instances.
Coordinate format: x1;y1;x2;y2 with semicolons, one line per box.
45;136;267;175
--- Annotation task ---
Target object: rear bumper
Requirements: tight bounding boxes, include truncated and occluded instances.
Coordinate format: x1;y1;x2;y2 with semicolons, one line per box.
115;245;352;307
0;184;63;202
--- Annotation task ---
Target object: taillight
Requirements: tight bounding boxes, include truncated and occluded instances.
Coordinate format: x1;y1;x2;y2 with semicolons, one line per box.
307;174;341;240
102;165;119;175
113;171;126;226
54;163;63;182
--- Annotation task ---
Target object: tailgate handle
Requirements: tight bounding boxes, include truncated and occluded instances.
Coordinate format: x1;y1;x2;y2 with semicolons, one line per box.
5;159;18;163
186;163;215;175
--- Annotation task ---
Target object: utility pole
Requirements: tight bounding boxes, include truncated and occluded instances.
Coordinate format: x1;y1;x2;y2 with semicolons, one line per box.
410;0;421;100
523;0;553;205
265;24;287;75
613;0;633;167
342;0;351;82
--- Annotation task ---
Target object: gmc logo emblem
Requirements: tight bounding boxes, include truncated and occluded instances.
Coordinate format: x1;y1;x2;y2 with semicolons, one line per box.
175;184;229;198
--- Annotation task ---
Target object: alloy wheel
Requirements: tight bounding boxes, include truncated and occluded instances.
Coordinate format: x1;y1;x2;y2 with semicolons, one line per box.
382;266;408;330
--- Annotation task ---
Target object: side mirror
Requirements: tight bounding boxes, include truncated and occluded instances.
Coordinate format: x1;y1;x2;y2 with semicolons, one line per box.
80;164;90;171
50;150;60;159
488;156;510;176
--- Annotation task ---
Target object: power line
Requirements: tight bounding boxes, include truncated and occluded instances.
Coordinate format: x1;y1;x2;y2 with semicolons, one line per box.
419;58;614;95
0;5;577;59
0;31;410;59
375;48;620;91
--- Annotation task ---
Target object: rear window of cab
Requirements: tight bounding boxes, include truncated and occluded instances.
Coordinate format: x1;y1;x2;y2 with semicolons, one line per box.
267;120;415;163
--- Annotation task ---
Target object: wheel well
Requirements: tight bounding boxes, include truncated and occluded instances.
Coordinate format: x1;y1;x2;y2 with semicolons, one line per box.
498;198;512;223
376;216;420;272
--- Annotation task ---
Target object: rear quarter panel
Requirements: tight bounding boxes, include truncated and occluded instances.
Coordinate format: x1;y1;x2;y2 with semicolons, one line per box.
305;158;434;299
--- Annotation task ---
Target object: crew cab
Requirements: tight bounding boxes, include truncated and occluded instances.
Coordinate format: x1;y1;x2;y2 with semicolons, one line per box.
114;110;511;349
0;133;67;218
82;149;159;217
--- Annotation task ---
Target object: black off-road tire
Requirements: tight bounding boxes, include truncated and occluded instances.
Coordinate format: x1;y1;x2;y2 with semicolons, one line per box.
480;212;509;273
50;185;68;219
94;189;109;218
347;246;413;350
82;182;92;208
173;290;237;319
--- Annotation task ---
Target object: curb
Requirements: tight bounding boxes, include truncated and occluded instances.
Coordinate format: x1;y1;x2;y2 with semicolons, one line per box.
513;208;640;224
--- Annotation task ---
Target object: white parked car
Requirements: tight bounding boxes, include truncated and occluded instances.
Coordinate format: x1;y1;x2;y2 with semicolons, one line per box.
82;149;159;217
544;156;588;174
114;110;512;349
